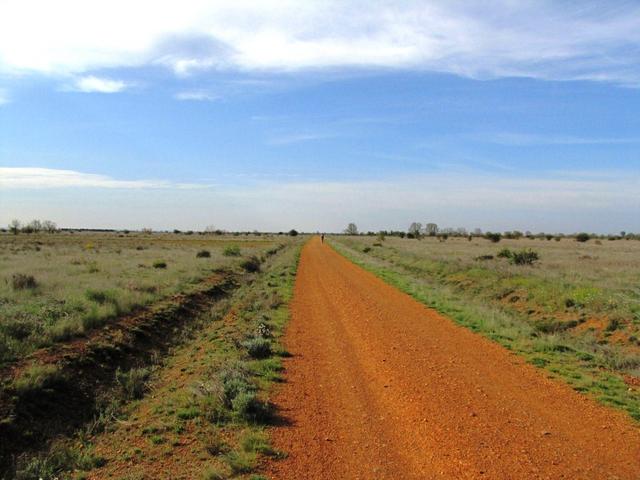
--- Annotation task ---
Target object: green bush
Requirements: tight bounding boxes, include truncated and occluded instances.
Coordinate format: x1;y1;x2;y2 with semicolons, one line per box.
12;364;63;396
231;391;272;423
288;229;299;236
223;245;241;257
485;232;502;243
576;233;590;242
509;249;539;265
196;250;211;258
497;248;513;258
153;260;167;269
362;246;372;253
243;337;272;359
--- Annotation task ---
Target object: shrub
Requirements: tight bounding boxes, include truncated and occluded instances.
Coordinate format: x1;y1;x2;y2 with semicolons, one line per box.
475;255;494;261
485;232;502;243
288;229;299;237
576;233;590;242
85;289;118;305
496;248;512;258
153;260;167;269
244;337;272;359
223;449;256;474
196;250;211;258
362;246;372;253
223;245;241;257
231;391;272;423
202;467;226;480
12;273;37;290
115;367;150;400
510;249;539;265
240;256;261;273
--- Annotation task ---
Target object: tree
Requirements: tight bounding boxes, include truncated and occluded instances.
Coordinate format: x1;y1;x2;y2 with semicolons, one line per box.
9;219;20;235
425;223;438;236
344;223;358;235
288;229;299;236
42;220;57;233
408;222;422;238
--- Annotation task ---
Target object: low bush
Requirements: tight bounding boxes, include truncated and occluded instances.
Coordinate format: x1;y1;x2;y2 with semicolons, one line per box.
223;245;241;257
196;250;211;258
85;288;118;305
510;249;539;266
475;255;494;261
243;337;272;359
231;391;272;423
12;273;37;290
240;256;261;273
362;246;372;253
153;260;167;269
485;232;502;243
576;233;590;242
497;248;513;259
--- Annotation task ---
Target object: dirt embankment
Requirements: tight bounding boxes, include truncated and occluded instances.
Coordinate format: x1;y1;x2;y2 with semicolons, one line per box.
266;237;640;479
0;271;238;475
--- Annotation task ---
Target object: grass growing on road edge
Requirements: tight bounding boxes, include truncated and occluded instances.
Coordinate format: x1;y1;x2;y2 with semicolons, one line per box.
38;242;302;480
330;239;640;423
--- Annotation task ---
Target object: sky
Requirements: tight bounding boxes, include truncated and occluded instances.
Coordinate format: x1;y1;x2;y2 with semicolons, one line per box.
0;0;639;233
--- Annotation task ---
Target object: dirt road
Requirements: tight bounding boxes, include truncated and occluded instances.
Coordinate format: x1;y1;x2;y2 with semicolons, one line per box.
266;237;640;479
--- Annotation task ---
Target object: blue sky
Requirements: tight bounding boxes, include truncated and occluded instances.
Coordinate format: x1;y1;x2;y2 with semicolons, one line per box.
1;1;639;233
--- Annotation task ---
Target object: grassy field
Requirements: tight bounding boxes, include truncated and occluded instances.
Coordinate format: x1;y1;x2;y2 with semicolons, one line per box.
0;232;288;364
331;235;640;420
2;233;301;479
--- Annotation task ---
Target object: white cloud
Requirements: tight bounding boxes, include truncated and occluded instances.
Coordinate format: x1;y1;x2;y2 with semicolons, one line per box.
0;88;8;104
474;132;640;146
174;90;218;101
1;1;640;84
0;167;204;189
268;132;337;145
73;75;129;93
1;167;638;233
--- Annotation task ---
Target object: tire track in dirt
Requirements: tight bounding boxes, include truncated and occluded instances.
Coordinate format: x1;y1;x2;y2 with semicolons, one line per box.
266;237;640;479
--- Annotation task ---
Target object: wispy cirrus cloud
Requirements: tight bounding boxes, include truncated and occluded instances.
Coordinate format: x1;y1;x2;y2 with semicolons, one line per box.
473;132;640;146
73;75;130;93
174;90;219;101
1;1;640;84
0;167;205;189
268;132;338;145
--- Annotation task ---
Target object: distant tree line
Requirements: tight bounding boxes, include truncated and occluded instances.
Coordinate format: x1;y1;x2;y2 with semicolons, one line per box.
6;219;57;234
339;222;639;242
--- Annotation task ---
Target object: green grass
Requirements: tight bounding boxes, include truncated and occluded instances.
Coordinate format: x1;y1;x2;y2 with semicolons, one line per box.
331;237;640;422
0;232;288;364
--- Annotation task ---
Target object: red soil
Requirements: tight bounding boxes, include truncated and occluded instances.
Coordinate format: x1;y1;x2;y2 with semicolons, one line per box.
266;237;640;479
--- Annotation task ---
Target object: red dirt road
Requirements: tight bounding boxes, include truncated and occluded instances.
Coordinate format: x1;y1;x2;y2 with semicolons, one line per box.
266;237;640;479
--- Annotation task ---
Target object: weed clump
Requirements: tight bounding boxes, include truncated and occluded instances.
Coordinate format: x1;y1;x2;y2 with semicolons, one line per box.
362;246;372;253
497;248;513;259
12;364;63;396
243;337;272;359
153;260;167;269
223;245;241;257
85;288;118;305
12;273;37;290
196;250;211;258
115;367;150;400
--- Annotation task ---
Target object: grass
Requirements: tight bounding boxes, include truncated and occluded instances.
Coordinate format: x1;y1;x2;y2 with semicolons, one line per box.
30;240;303;480
331;236;640;422
0;232;287;364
